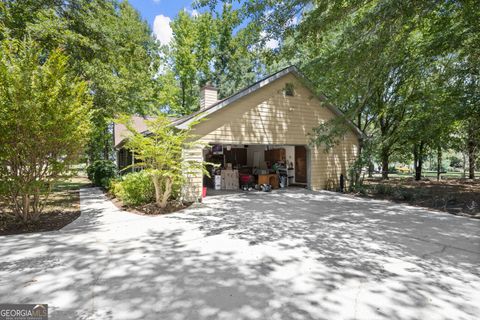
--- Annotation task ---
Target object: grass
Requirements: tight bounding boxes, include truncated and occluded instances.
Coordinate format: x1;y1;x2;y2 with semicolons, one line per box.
372;171;480;179
47;176;91;210
52;176;91;192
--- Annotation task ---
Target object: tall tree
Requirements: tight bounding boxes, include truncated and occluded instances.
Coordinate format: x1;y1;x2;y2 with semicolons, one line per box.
198;0;479;180
162;5;264;115
1;0;161;161
0;37;91;221
169;10;203;115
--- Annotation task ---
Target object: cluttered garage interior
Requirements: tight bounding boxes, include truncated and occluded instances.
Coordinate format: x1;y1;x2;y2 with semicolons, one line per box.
203;144;308;193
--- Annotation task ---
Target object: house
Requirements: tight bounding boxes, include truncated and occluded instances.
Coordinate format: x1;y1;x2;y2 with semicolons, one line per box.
114;66;363;200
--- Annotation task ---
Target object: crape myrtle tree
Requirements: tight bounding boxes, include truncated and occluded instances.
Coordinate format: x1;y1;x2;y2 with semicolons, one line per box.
117;115;210;208
0;37;92;222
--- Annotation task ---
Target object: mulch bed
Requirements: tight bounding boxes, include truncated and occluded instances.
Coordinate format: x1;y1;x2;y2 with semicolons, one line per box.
136;202;191;215
0;209;81;236
107;193;191;216
355;178;480;218
0;179;88;235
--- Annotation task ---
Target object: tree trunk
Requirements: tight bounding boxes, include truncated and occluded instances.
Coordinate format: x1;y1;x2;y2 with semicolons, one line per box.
152;175;163;206
468;139;476;179
160;177;173;209
103;127;110;160
381;148;389;180
437;146;442;181
32;189;42;222
414;141;424;181
181;84;186;111
21;194;30;222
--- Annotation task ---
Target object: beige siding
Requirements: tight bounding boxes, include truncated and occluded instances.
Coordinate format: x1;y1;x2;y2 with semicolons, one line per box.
200;88;218;110
184;73;359;199
182;146;204;201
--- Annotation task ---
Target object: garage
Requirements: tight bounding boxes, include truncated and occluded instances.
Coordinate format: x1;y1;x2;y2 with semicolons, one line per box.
114;66;363;201
203;144;309;192
172;66;363;201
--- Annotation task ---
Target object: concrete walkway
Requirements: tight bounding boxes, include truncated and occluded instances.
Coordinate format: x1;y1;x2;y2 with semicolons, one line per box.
0;187;479;320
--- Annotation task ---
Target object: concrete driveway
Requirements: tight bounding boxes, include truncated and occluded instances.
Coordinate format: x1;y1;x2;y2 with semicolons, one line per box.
0;188;479;320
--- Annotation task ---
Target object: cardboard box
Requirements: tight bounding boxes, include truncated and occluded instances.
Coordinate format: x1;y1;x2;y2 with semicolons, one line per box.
221;170;239;190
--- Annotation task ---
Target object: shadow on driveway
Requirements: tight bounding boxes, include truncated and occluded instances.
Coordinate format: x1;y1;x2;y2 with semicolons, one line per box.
0;188;478;320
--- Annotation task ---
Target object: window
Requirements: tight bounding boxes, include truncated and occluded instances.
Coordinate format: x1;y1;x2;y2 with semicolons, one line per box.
285;83;295;96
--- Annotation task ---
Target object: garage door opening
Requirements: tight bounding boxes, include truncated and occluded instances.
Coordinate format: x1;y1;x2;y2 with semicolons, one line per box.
202;144;309;193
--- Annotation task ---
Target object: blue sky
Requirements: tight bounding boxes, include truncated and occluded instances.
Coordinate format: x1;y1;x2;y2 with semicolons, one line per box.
128;0;195;25
127;0;198;45
126;0;279;49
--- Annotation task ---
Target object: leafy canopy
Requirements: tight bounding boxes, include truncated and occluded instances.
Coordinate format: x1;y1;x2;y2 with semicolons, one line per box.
0;36;92;221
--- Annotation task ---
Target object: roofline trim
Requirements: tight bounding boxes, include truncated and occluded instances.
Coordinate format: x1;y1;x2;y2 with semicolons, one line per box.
173;65;365;140
172;66;296;129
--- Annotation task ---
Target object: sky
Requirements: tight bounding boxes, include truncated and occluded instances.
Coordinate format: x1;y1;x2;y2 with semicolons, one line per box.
127;0;200;45
127;0;279;49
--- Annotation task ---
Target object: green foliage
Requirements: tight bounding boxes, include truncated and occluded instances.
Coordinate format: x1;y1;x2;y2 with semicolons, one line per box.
162;4;263;115
0;36;92;221
111;171;155;206
1;0;161;161
388;166;399;174
373;184;395;197
199;0;480;180
449;156;463;169
86;160;117;188
117;114;209;208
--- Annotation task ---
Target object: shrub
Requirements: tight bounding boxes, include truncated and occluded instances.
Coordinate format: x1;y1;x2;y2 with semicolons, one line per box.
0;37;92;222
117;115;209;208
351;184;369;195
392;188;415;201
111;171;154;206
374;184;395;196
388;166;398;174
87;160;117;188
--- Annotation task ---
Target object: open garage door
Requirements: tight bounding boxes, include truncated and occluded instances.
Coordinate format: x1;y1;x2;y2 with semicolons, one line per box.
203;144;309;193
295;146;307;184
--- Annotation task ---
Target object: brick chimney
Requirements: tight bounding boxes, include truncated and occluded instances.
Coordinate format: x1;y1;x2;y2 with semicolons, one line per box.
200;83;218;110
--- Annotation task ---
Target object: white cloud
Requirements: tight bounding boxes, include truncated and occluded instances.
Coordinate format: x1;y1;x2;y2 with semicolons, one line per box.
266;38;279;49
190;9;199;17
260;31;279;50
153;14;173;45
183;8;199;17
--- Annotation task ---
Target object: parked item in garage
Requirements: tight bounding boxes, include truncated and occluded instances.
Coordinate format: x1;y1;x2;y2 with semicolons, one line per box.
258;174;279;189
339;174;344;193
279;175;287;188
260;184;272;192
239;173;255;190
221;169;239;190
242;185;254;191
287;167;295;185
214;175;222;190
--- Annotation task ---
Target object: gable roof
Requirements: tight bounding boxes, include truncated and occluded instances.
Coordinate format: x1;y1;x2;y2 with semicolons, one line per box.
172;65;364;139
113;115;179;148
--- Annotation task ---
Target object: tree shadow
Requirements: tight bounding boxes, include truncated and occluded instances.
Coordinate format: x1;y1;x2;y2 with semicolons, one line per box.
0;188;478;320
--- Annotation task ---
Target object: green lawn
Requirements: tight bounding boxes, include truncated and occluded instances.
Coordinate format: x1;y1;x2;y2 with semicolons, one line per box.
52;176;91;192
372;171;480;179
